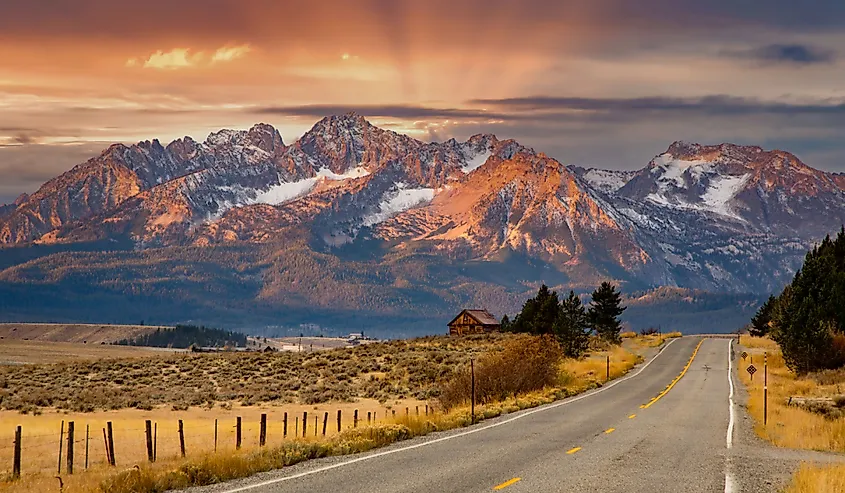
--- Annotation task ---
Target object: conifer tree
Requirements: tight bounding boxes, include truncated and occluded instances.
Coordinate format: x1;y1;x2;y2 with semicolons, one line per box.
510;284;560;334
749;295;776;337
554;291;591;358
588;282;626;345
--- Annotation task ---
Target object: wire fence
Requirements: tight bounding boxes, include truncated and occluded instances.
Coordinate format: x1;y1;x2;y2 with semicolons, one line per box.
0;404;435;478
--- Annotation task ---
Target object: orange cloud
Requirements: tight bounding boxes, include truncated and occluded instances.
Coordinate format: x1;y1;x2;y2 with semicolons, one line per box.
140;48;204;70
212;44;252;63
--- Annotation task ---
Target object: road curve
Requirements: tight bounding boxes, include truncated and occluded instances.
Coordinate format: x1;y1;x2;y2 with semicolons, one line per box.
189;338;765;493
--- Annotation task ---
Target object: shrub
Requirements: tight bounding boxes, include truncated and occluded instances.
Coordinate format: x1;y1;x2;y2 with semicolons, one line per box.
437;335;562;410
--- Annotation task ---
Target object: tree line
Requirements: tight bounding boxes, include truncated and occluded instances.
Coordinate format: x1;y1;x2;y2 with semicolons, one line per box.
116;324;247;349
750;228;845;374
501;281;627;358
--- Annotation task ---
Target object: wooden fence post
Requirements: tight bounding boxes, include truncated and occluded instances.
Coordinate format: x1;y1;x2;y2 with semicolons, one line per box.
322;412;328;436
145;420;153;463
84;425;89;470
12;426;21;480
337;410;341;432
57;420;64;475
295;417;298;437
303;412;307;438
178;420;186;458
106;422;116;466
236;417;242;450
214;419;218;452
66;421;74;475
314;415;318;437
354;410;358;428
260;414;267;447
283;412;288;438
367;412;371;425
425;405;429;416
102;428;109;466
153;423;157;462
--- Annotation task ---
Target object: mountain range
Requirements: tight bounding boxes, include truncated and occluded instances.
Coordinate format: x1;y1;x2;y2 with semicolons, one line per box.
2;113;841;336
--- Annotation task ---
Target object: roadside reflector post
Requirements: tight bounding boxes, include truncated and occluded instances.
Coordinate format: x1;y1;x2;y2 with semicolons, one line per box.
764;352;768;426
471;358;476;425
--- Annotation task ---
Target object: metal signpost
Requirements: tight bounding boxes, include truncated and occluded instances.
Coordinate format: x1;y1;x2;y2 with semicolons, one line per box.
747;364;757;381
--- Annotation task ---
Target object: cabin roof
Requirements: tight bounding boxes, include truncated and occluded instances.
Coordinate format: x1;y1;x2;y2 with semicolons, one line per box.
448;309;500;327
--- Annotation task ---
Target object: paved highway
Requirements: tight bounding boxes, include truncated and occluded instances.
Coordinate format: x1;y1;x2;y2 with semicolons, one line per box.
190;338;804;493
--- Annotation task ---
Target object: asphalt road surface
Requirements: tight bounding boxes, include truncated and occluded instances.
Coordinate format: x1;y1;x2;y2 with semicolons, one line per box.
188;337;815;493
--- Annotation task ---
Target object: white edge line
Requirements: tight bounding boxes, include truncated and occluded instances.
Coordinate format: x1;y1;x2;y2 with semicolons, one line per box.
220;337;683;493
725;338;736;493
727;338;735;449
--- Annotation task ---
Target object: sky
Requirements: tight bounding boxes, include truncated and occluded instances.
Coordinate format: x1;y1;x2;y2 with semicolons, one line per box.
3;0;845;202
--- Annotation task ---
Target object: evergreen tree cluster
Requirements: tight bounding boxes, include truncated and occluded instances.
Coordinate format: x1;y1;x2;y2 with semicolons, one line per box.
116;324;247;349
751;228;845;374
503;281;627;357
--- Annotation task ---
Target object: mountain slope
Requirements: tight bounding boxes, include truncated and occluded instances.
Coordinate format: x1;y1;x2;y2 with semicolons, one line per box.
1;116;844;334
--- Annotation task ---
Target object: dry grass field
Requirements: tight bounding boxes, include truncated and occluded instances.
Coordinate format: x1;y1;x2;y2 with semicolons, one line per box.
738;336;845;490
0;324;162;345
0;340;174;365
0;332;678;493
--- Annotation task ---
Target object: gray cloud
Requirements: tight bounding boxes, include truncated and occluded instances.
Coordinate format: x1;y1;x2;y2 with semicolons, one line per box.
469;95;845;118
727;44;837;65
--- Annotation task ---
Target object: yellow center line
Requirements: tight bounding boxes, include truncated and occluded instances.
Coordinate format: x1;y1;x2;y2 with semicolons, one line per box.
642;339;704;409
493;478;521;490
566;447;582;454
628;414;636;419
604;428;615;434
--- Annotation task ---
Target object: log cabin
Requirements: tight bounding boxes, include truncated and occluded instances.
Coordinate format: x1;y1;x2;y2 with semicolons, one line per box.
447;309;501;336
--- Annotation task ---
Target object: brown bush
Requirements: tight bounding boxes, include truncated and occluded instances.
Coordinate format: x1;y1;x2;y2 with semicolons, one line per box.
437;335;562;410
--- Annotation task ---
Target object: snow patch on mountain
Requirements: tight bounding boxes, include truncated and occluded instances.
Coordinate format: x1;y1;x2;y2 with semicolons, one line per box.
581;168;635;193
363;184;437;226
253;167;370;207
701;174;751;218
316;166;371;180
646;172;751;220
255;178;319;206
462;150;492;173
651;154;712;188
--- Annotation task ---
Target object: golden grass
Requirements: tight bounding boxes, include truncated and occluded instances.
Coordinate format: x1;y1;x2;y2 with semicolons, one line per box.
738;336;845;491
738;337;845;452
784;463;845;493
0;337;653;493
561;345;642;393
0;399;426;478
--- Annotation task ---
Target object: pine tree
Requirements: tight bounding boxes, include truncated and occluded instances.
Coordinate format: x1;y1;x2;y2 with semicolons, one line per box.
763;228;845;373
510;284;560;334
588;282;626;345
749;295;776;337
554;291;591;358
500;314;512;332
